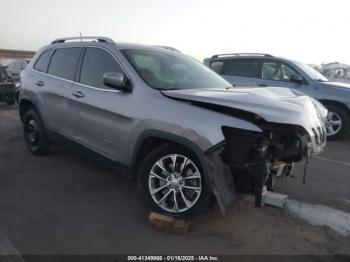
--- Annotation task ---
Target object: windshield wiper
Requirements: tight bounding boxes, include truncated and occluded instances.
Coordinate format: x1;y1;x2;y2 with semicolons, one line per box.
225;84;236;89
314;79;328;82
161;87;181;90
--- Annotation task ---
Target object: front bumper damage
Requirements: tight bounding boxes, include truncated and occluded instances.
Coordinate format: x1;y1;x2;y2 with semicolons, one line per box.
205;124;326;214
205;145;236;214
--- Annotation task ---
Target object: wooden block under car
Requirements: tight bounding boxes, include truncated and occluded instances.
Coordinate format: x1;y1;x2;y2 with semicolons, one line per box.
148;212;175;232
148;212;191;234
171;218;191;234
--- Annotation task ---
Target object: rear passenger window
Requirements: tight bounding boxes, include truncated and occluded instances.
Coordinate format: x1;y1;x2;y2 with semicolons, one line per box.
222;59;260;78
48;48;82;81
34;50;54;73
79;47;124;89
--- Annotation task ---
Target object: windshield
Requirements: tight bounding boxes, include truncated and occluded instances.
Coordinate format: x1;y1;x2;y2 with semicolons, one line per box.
293;61;328;82
121;49;231;90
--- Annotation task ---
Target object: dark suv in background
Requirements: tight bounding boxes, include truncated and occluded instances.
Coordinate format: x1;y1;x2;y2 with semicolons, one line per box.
204;53;350;140
0;65;7;82
6;59;30;82
0;64;17;105
0;59;30;104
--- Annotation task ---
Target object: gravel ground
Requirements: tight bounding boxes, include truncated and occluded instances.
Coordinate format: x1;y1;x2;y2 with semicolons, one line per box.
0;104;349;255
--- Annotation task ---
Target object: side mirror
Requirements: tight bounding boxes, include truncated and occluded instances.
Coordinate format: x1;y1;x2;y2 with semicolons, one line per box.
290;74;304;84
102;72;131;92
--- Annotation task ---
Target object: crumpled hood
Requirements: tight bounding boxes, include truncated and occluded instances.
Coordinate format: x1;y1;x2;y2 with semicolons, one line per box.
162;87;326;131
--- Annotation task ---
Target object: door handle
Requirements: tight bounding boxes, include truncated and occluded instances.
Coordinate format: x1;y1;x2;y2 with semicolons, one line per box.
35;80;45;87
258;84;268;87
72;91;85;98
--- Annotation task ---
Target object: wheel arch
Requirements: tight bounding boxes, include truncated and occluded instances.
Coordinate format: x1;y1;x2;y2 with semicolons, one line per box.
131;130;208;171
130;130;216;190
19;98;37;123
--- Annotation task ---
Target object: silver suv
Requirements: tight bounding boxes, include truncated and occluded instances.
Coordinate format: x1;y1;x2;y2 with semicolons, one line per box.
204;53;350;140
19;37;327;218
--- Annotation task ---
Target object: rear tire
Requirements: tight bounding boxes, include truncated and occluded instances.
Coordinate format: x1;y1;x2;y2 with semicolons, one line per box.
325;104;349;140
23;110;50;155
137;144;213;218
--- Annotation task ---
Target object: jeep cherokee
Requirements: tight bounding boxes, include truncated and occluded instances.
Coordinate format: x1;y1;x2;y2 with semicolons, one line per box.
19;37;327;218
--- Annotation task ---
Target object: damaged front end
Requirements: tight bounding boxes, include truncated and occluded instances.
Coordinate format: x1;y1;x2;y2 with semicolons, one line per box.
161;87;327;214
206;124;324;214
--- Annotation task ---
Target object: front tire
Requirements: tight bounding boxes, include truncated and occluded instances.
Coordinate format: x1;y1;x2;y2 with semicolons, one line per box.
325;104;349;140
23;110;50;155
137;144;213;218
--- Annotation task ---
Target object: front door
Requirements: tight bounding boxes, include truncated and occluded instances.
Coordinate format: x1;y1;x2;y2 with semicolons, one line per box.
257;60;309;94
67;47;133;163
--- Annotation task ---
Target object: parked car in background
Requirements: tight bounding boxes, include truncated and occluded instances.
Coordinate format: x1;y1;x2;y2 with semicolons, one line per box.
19;37;326;218
4;59;30;103
321;62;350;84
0;65;8;83
0;83;17;105
0;64;17;105
6;59;30;81
204;53;350;140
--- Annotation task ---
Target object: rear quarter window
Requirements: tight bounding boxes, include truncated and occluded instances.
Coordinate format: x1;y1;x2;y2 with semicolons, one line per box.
34;50;54;73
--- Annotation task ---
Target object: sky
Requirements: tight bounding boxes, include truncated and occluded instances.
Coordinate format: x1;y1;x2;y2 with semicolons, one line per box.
0;0;349;64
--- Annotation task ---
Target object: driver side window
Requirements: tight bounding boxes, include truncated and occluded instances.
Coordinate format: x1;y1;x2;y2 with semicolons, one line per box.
262;61;300;82
80;47;124;89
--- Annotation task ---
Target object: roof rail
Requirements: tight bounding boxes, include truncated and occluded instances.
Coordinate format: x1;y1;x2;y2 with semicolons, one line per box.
154;45;181;53
211;53;273;59
51;36;115;44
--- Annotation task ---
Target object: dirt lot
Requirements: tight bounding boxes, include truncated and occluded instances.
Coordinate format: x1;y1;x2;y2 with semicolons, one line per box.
0;104;350;255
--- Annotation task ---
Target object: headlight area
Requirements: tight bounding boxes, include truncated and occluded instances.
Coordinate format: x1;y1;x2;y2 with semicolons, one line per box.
310;98;328;123
220;125;309;207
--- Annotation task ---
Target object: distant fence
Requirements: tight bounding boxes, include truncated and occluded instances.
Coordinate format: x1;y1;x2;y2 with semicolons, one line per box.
0;49;36;64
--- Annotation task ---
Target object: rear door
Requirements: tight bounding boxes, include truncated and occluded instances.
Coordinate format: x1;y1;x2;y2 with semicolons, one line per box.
34;47;83;135
67;47;132;162
257;60;309;94
213;58;261;86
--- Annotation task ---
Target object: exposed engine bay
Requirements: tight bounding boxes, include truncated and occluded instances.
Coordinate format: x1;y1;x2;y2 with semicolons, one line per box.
220;126;311;207
204;124;323;213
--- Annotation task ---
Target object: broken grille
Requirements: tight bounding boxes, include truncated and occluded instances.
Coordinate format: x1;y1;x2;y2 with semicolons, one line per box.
312;127;326;145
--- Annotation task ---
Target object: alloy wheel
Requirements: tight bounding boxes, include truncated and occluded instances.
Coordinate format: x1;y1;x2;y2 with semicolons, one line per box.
25;119;40;147
325;111;342;136
148;154;202;213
